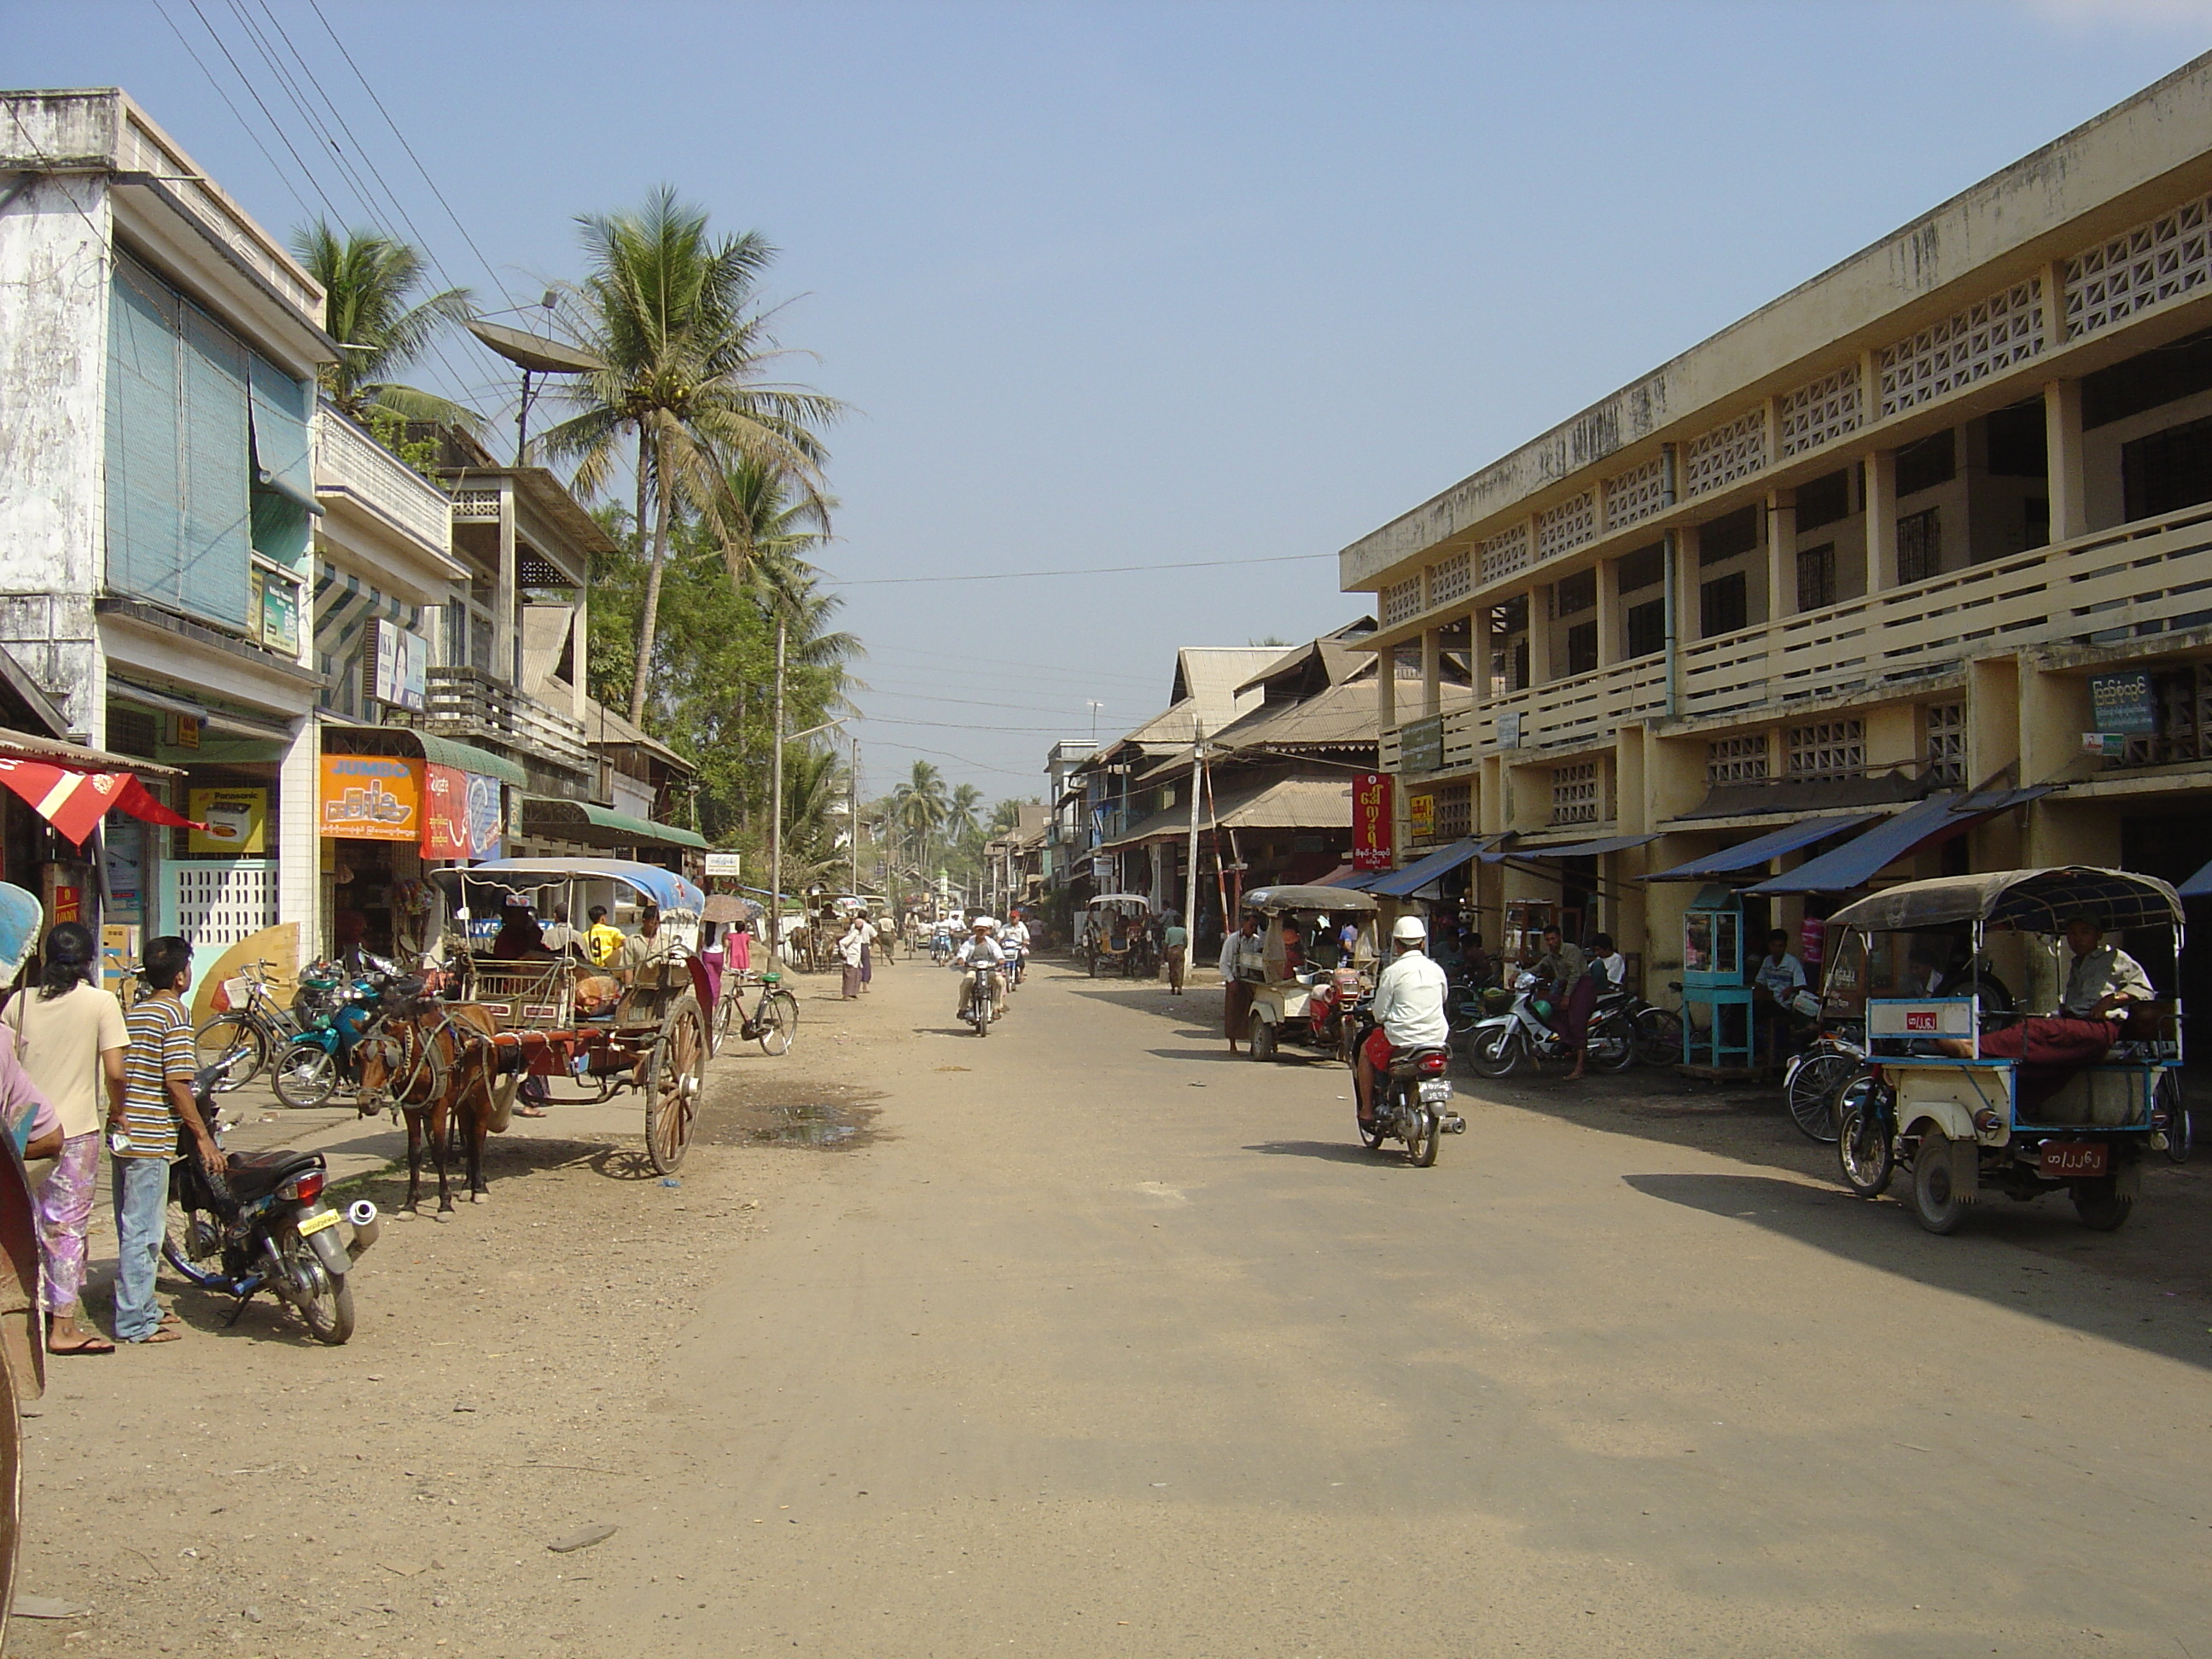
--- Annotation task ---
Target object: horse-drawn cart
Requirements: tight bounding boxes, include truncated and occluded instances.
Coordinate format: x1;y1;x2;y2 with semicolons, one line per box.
427;859;712;1173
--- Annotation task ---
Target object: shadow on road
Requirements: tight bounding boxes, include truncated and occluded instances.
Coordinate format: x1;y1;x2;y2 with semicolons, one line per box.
1245;1138;1402;1166
1624;1170;2212;1371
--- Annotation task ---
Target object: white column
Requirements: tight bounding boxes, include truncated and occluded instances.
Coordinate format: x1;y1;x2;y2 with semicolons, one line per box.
278;722;321;964
1376;643;1397;729
1767;488;1795;618
1421;626;1441;719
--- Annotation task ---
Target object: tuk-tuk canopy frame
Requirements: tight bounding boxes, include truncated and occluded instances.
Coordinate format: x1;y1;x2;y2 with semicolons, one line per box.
1823;866;2183;938
1241;884;1382;916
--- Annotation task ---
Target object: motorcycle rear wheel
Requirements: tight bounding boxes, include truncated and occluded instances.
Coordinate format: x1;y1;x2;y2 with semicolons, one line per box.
272;1045;338;1109
1407;1102;1441;1167
278;1234;354;1345
1836;1091;1895;1198
1587;1015;1637;1074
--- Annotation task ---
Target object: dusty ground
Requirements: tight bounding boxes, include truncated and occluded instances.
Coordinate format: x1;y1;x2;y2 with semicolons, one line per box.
6;969;894;1658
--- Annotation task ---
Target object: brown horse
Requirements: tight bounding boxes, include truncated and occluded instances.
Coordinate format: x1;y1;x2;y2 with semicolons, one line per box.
358;1002;501;1220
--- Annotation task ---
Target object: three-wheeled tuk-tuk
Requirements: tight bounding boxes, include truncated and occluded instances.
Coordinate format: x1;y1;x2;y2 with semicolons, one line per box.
1237;884;1380;1063
1820;866;2185;1234
1082;895;1155;978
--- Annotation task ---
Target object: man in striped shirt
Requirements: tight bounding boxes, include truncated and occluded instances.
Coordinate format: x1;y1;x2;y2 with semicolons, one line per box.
111;936;218;1344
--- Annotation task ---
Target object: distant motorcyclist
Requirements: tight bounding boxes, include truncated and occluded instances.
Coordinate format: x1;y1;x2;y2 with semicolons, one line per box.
954;917;1008;1022
1355;916;1450;1129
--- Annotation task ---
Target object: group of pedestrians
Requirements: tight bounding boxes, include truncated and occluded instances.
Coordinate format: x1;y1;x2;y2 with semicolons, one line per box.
835;911;893;999
0;915;212;1350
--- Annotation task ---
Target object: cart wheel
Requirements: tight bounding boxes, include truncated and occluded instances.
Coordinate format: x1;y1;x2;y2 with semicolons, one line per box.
756;989;799;1057
2071;1175;2134;1231
1910;1130;1967;1235
1249;1013;1278;1062
644;1003;707;1175
1836;1087;1895;1198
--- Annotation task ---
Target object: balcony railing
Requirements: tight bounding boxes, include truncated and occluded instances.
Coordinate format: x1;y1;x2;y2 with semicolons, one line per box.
313;408;453;559
1379;499;2212;769
423;666;590;773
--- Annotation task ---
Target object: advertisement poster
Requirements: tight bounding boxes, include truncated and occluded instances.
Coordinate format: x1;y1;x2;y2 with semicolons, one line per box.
465;772;503;856
1399;713;1444;774
421;764;471;859
188;788;268;855
2088;671;2156;735
1352;771;1393;871
1408;792;1436;841
319;755;421;841
368;620;430;713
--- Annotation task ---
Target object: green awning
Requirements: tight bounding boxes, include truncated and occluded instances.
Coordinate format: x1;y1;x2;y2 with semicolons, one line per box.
519;795;710;851
320;725;527;788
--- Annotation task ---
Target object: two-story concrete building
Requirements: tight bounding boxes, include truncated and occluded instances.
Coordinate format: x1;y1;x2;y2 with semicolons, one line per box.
1341;55;2212;1005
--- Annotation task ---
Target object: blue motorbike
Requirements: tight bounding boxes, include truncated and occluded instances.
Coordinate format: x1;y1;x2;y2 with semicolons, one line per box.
271;959;395;1109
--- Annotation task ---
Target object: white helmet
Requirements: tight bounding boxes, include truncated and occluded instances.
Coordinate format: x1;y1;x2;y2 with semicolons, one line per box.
970;915;997;930
1391;915;1428;944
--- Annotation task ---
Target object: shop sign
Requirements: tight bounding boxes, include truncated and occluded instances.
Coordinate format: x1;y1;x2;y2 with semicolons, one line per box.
1497;710;1522;750
2088;671;2156;735
704;852;742;877
421;765;472;859
319;755;421;841
1399;713;1444;774
368;619;429;713
187;788;268;856
1407;792;1436;841
1352;771;1392;871
251;569;301;656
2081;732;2126;758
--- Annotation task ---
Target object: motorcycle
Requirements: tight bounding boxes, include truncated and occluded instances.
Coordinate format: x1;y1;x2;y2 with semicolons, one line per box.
1352;1009;1464;1167
165;1064;380;1344
271;963;396;1109
961;962;1001;1036
1004;946;1027;990
1462;970;1636;1078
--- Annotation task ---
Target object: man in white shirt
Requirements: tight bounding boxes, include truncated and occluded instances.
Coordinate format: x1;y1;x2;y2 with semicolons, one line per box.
1356;915;1451;1127
954;917;1008;1021
1218;911;1266;1054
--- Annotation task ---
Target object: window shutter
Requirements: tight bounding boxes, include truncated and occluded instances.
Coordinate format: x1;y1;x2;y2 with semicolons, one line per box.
178;301;251;627
247;351;317;513
105;259;183;608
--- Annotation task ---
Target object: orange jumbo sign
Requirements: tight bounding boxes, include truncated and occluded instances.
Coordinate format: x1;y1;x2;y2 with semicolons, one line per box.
318;755;422;841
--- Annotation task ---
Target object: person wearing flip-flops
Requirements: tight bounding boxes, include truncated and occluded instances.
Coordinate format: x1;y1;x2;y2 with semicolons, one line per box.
109;937;220;1345
3;923;127;1355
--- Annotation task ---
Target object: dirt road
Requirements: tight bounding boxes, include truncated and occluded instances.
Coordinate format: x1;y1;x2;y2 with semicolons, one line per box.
12;952;2212;1656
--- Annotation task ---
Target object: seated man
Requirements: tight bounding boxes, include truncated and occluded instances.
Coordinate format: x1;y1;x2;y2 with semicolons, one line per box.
614;903;681;981
1936;915;2151;1078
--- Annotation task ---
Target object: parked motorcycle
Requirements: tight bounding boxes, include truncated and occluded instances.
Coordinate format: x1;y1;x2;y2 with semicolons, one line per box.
165;1064;380;1344
1462;970;1636;1078
271;962;396;1109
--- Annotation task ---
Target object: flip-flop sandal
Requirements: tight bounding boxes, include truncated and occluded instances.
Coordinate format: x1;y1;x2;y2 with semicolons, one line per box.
48;1336;115;1355
514;1105;550;1118
136;1327;182;1344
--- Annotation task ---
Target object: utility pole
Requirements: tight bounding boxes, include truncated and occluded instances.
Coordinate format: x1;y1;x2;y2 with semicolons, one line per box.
1183;722;1204;942
768;614;787;962
849;732;861;894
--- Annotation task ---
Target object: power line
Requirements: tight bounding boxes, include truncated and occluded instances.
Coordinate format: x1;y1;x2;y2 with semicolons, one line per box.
826;551;1336;587
147;3;316;220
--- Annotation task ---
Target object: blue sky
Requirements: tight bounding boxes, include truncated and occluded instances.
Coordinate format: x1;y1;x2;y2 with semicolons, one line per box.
11;0;2212;800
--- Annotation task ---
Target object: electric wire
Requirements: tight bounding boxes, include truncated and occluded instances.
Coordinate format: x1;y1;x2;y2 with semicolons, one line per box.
148;0;317;222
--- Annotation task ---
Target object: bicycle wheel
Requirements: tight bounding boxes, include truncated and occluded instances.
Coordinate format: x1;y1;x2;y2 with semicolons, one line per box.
1787;1051;1856;1144
713;985;743;1055
193;1014;267;1092
756;990;799;1056
1633;1007;1685;1068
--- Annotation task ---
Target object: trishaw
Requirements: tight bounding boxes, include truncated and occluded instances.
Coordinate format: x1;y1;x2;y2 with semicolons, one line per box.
427;858;712;1174
1819;867;2185;1234
1082;894;1155;978
1237;885;1380;1064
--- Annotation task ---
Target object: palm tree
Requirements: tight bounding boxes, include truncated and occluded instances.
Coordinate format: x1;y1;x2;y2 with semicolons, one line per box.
942;783;983;847
544;187;843;725
893;760;947;873
291;223;479;429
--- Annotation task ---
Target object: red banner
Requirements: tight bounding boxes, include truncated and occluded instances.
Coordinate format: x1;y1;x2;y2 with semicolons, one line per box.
0;760;202;847
421;763;472;859
1352;771;1392;871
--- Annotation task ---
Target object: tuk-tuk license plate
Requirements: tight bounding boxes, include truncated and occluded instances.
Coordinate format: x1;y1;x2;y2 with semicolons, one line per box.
2040;1142;2107;1179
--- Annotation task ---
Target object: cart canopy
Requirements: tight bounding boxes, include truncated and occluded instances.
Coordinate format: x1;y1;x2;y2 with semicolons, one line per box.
1086;894;1154;911
428;857;706;919
1823;866;2182;935
1241;884;1381;915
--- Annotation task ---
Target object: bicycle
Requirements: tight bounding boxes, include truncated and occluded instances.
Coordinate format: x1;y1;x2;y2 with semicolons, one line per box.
193;958;311;1092
716;969;800;1057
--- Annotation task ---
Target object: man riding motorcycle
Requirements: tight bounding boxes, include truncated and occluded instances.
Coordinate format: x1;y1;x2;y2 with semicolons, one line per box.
954;916;1008;1022
1355;915;1451;1128
1001;911;1032;985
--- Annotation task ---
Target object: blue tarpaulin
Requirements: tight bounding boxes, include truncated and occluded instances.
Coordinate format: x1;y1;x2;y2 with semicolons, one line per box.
1647;813;1880;882
1365;836;1493;898
1744;795;1978;895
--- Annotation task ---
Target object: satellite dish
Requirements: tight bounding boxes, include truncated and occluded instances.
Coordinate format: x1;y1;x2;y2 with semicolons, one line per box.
464;319;604;375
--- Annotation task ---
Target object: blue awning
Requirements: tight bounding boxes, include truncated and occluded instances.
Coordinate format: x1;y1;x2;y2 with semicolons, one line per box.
1366;836;1491;898
1745;795;1978;896
2180;859;2212;899
1647;813;1881;882
1508;832;1661;860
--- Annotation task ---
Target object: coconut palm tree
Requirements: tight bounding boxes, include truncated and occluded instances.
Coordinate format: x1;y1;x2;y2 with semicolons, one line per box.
894;760;947;873
942;783;983;847
291;223;479;430
543;187;843;725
